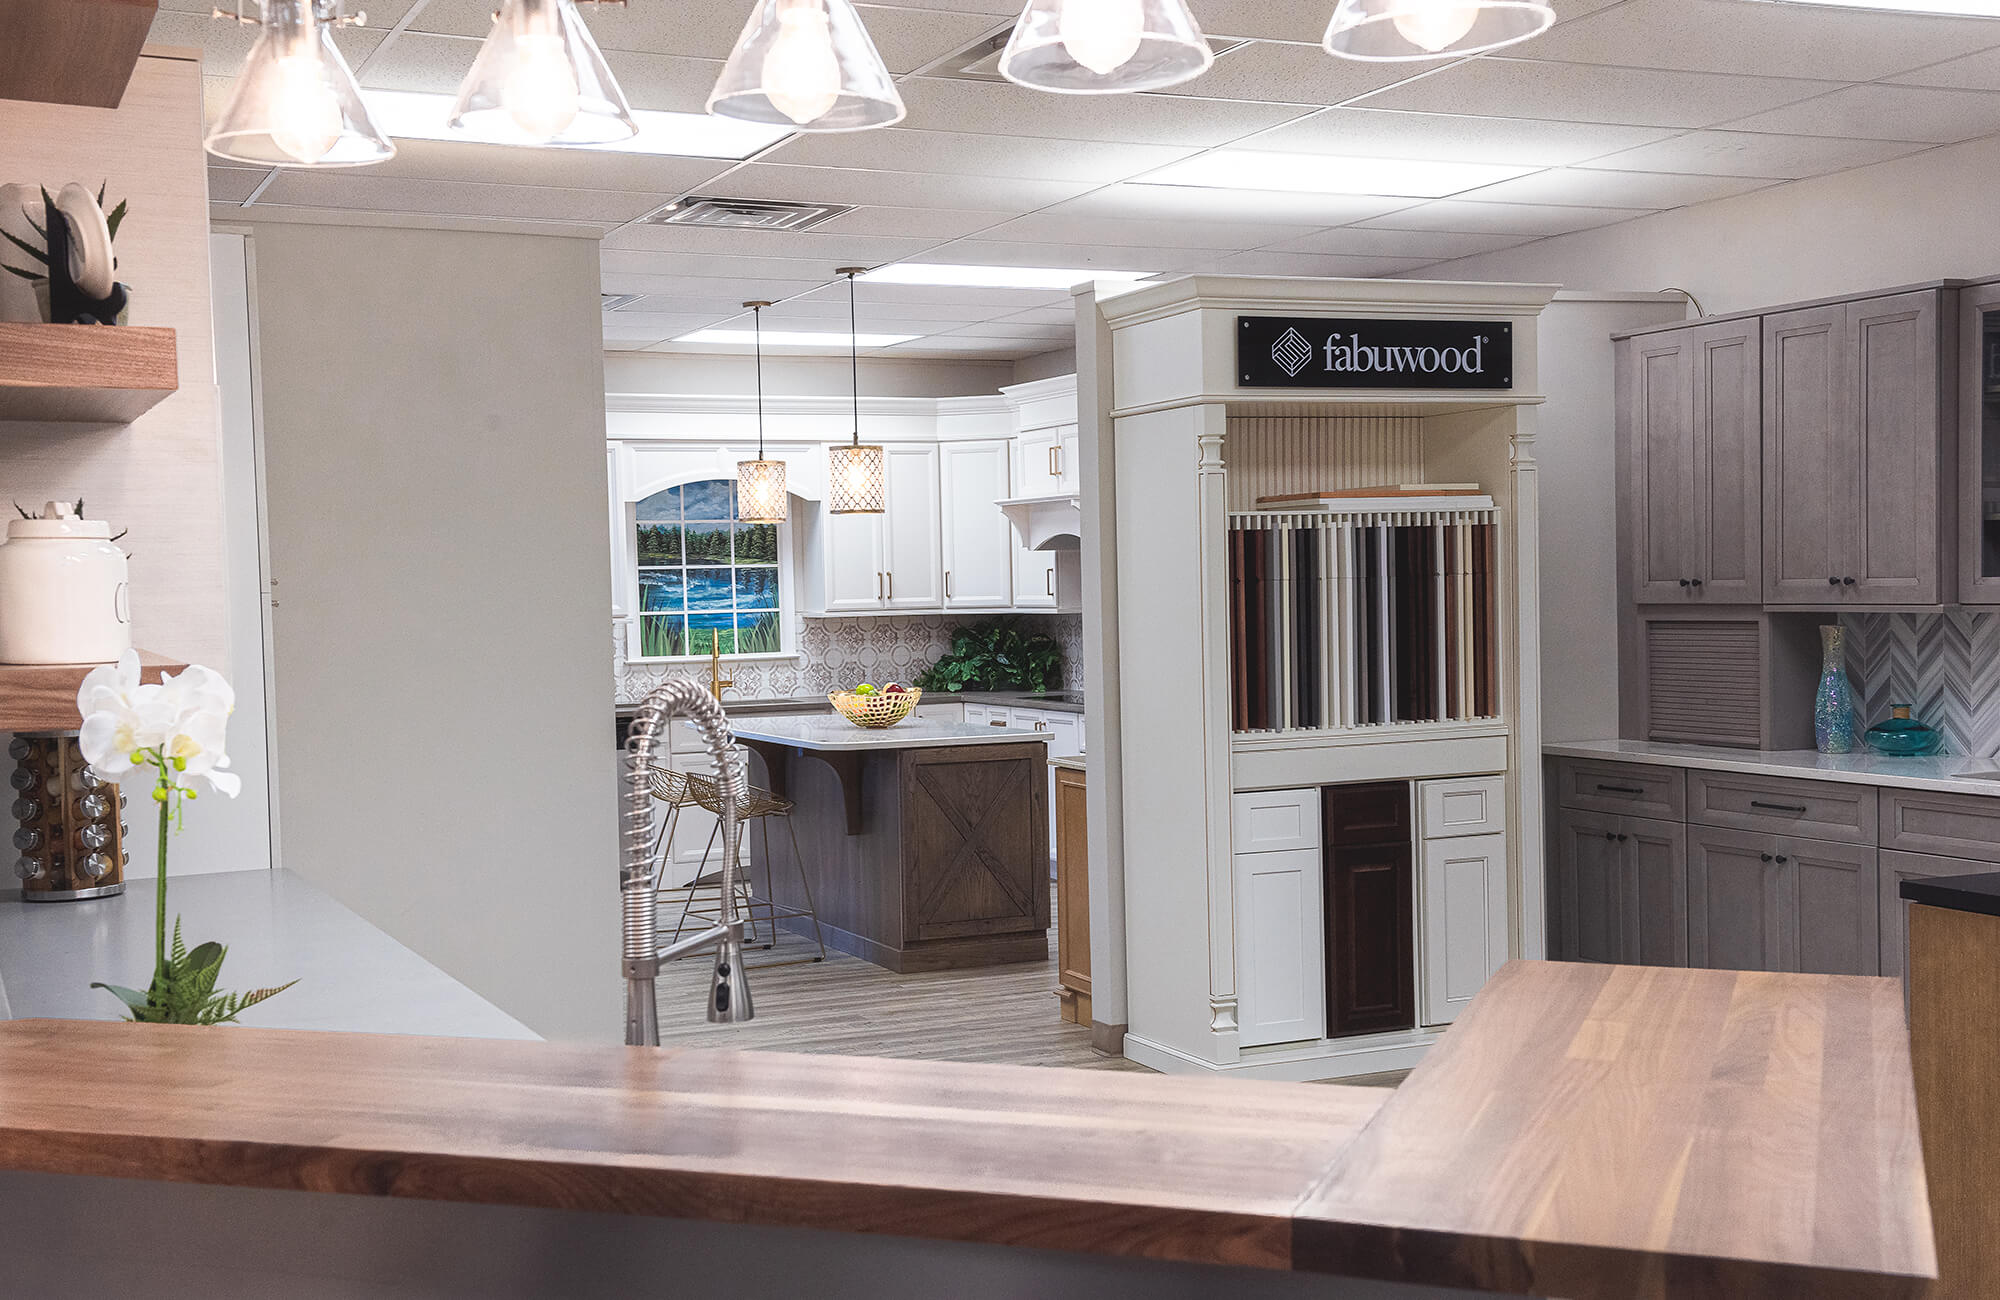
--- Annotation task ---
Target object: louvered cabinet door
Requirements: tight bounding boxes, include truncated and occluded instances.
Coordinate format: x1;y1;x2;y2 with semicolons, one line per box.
1641;618;1763;748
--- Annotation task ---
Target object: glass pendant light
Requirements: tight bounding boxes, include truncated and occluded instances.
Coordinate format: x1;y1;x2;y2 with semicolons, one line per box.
707;0;904;132
827;269;885;515
1323;0;1553;60
999;0;1212;94
205;0;395;167
736;302;789;525
449;0;636;145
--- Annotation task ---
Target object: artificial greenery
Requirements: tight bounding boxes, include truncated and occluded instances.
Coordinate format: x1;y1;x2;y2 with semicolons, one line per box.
1;183;126;284
93;918;293;1026
915;618;1065;693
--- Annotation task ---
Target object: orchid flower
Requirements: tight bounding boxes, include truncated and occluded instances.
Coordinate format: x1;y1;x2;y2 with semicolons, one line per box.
77;651;240;800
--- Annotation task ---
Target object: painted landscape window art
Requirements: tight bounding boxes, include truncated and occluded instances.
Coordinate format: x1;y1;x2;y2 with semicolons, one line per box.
635;479;783;657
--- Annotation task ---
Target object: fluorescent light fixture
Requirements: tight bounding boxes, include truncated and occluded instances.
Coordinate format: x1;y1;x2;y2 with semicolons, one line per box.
862;263;1155;290
673;328;922;347
361;89;791;158
1755;0;2000;12
1136;150;1538;198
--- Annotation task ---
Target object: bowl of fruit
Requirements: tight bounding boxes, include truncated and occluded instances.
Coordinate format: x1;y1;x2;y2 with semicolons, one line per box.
829;682;921;728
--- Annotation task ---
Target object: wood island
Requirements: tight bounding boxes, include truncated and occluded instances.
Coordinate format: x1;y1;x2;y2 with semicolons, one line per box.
727;714;1051;972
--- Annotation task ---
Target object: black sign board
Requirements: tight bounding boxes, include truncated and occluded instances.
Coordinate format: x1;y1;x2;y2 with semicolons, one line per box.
1236;315;1512;390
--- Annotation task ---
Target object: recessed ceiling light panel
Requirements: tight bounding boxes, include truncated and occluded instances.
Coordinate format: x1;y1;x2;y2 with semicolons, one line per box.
362;90;791;158
863;263;1155;289
1135;150;1538;197
673;328;922;347
1751;0;2000;12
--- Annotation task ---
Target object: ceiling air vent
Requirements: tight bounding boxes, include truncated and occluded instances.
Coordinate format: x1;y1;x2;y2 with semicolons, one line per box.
913;26;1250;80
645;196;853;232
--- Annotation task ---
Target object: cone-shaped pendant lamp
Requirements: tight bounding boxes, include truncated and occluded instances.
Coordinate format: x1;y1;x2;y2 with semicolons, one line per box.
999;0;1212;94
449;0;636;145
205;0;395;167
827;269;885;515
1323;0;1552;61
707;0;904;132
736;302;789;525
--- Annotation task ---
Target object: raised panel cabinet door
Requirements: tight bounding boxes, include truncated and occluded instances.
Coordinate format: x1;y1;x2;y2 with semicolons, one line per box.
1054;766;1090;1023
1015;429;1060;495
1419;832;1508;1027
1553;808;1624;964
1623;814;1689;968
1688;826;1793;972
1326;839;1417;1038
1233;846;1326;1047
1848;291;1943;605
1057;425;1080;494
1691;318;1763;602
1764;304;1849;604
1791;838;1879;975
821;507;884;612
940;440;1014;609
1958;284;2000;603
1620;331;1698;603
883;445;943;609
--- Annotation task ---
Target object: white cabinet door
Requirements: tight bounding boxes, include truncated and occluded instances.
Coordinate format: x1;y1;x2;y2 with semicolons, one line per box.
1040;711;1082;757
941;440;1014;609
1233;845;1326;1047
1418;831;1508;1027
883;445;943;609
1015;429;1061;495
1232;787;1321;854
1012;543;1057;609
1056;425;1080;494
821;508;884;612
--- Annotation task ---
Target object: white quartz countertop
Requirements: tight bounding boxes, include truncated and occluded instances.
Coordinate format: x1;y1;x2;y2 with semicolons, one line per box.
0;869;539;1039
727;714;1050;752
1546;739;2000;797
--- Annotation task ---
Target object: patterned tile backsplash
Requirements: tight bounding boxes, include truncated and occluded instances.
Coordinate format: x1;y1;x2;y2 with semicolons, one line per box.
615;613;1084;705
1842;611;2000;757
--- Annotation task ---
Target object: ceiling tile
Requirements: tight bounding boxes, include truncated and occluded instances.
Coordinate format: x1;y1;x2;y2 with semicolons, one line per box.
1891;45;2000;91
1195;249;1431;276
1148;39;1432;106
993;305;1082;324
352;30;476;94
976;210;1324;249
925;238;1202;272
1238;107;1672;166
1355;57;1838;129
352;138;733;195
731;294;1019;321
1044;181;1420;226
812;205;1012;238
1449;167;1780;209
603;312;731;339
722;162;1097;211
207;166;267;204
1720;82;2000;143
600;223;941;262
937;321;1073;339
252;172;668;223
1193;0;1622;44
763;127;1198;183
893;76;1313;146
597;51;730;114
599;249;855;283
1356;198;1649;236
1573;129;1935;179
1522;0;2000;81
1262;226;1529;259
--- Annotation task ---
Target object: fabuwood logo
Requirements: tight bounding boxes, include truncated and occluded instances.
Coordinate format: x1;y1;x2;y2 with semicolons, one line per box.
1271;327;1314;377
1319;331;1489;376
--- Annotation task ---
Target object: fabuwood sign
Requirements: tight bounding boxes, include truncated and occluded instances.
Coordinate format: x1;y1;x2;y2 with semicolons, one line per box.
1236;315;1513;390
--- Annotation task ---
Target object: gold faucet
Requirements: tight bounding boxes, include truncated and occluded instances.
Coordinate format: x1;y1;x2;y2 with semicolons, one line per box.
707;643;733;701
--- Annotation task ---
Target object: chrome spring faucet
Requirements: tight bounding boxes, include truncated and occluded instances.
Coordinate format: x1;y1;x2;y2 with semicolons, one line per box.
621;678;752;1045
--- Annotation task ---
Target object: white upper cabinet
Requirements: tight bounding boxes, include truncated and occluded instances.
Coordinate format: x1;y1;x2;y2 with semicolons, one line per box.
883;444;943;609
821;507;885;612
1013;545;1058;609
1056;425;1080;494
941;440;1014;609
1016;428;1062;496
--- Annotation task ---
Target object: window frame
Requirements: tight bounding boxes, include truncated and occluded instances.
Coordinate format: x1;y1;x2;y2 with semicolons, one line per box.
626;478;797;664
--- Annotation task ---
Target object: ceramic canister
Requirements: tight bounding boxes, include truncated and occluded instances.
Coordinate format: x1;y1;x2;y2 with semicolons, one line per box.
0;502;131;664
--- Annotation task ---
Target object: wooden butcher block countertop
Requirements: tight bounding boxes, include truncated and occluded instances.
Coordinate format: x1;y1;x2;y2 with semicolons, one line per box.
0;961;1934;1298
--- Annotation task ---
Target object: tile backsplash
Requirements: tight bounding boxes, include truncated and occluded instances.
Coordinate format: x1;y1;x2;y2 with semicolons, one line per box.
1842;610;2000;757
615;613;1084;705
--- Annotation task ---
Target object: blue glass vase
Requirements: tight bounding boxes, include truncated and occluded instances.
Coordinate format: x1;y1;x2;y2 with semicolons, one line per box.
1815;624;1856;755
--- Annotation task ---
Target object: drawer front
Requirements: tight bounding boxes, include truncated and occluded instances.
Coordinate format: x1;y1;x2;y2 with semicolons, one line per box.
1232;787;1321;854
1688;769;1876;844
1419;776;1506;840
1554;758;1686;821
1882;788;2000;864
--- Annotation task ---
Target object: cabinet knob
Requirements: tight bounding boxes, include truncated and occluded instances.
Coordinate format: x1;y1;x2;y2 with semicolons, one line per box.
1776;854;1789;863
1690;578;1703;587
1617;834;1629;842
1842;576;1856;586
1760;853;1773;862
1605;831;1617;841
1828;576;1841;586
1679;578;1691;587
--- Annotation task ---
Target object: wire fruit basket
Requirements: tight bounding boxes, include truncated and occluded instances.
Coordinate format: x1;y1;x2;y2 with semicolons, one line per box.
829;688;920;728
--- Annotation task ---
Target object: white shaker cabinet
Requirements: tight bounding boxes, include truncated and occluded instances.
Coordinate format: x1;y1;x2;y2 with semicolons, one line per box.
1415;777;1509;1028
1231;788;1326;1048
1056;425;1079;494
811;444;943;612
940;440;1014;609
820;507;885;612
1016;428;1061;495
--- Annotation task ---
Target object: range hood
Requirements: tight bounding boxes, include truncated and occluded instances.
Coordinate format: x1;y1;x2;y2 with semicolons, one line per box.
997;493;1081;551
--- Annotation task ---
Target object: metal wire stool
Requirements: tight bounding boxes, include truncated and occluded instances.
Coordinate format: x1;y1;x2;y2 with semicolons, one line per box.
652;762;826;968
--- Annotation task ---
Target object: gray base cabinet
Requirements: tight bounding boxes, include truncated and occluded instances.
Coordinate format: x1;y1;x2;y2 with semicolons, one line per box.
1554;809;1687;967
1686;825;1877;975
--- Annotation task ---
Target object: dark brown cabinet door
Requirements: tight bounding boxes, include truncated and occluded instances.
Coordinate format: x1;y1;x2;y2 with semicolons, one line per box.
1764;304;1847;605
901;746;1049;942
1323;782;1413;1038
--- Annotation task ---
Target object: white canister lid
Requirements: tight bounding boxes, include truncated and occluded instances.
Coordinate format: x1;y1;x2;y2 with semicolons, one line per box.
6;501;111;540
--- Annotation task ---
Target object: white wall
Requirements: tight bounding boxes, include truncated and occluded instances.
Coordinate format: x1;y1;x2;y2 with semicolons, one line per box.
1422;133;2000;308
248;221;619;1041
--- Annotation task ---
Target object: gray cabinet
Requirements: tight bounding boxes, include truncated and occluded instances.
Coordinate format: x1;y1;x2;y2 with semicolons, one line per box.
1763;290;1948;607
1685;825;1878;975
1960;281;2000;603
1620;319;1762;604
1552;807;1687;967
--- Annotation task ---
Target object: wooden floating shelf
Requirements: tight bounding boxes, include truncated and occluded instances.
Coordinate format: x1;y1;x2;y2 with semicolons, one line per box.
0;323;178;425
0;650;186;733
0;0;158;108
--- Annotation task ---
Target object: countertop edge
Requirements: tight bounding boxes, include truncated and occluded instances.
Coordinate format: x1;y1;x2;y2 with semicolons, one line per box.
1544;740;2000;797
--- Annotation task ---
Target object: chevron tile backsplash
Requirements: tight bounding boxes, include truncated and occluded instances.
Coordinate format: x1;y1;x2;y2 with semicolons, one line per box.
1842;611;2000;757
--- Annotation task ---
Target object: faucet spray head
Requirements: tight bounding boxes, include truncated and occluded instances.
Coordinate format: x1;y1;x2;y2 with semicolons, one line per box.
707;926;755;1023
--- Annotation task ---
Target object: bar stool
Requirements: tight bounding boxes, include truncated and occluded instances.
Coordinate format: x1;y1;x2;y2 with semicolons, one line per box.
649;761;826;968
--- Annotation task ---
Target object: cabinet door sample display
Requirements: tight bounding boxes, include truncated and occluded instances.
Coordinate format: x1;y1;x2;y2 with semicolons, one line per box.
1228;507;1496;734
1323;781;1416;1038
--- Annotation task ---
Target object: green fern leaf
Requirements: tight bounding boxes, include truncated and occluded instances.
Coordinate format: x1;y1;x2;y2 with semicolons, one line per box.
170;917;188;965
1;265;45;282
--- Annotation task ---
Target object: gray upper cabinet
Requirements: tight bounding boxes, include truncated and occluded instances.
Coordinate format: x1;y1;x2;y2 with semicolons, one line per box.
1763;290;1950;607
1959;281;2000;603
1620;319;1762;604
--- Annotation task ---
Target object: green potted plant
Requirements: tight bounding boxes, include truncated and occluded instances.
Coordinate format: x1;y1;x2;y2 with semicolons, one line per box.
915;618;1065;693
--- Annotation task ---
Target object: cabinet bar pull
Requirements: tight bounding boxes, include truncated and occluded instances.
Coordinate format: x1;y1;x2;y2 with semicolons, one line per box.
887;571;893;600
1595;783;1645;795
945;570;951;599
1750;800;1807;814
1046;569;1054;597
1048;446;1057;478
876;571;883;599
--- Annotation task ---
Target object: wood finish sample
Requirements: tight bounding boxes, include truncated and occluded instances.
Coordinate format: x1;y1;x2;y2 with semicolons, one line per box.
1053;763;1090;1023
0;323;178;424
1907;902;2000;1297
0;649;186;732
0;0;156;107
1323;781;1415;1037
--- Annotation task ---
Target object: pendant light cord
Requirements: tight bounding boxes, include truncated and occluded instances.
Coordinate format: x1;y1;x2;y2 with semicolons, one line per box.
847;269;860;448
752;303;765;459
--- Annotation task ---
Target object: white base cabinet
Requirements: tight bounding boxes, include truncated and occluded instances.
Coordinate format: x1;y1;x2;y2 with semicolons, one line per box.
1231;788;1326;1048
1416;777;1509;1028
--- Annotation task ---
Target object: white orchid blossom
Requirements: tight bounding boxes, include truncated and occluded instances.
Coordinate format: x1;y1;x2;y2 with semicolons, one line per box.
76;651;240;799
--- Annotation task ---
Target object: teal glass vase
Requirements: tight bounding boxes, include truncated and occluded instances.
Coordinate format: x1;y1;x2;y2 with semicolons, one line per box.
1814;625;1856;755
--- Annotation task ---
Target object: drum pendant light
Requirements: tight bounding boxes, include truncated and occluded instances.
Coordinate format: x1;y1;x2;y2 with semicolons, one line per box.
736;302;789;525
205;0;395;167
999;0;1212;94
827;269;885;515
707;0;905;131
449;0;636;145
1322;0;1553;61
